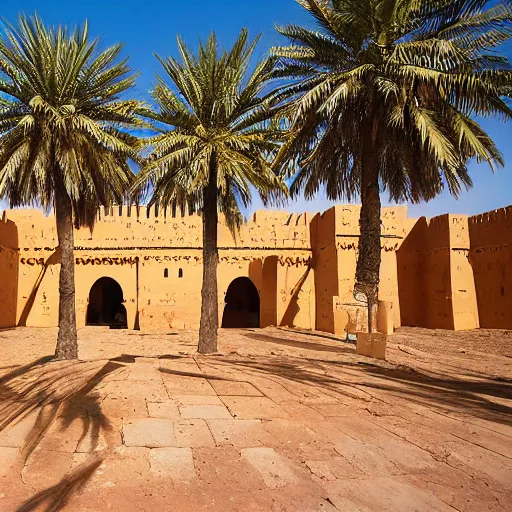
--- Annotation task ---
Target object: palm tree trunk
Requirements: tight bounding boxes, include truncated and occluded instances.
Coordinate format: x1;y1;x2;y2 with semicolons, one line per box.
355;116;381;334
198;158;218;354
54;188;78;360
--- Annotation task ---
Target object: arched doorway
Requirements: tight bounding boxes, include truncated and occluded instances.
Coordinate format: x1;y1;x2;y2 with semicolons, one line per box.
222;277;260;328
86;277;127;328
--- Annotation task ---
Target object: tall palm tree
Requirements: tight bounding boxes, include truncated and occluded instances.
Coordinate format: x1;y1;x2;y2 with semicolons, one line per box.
134;29;285;354
271;0;511;332
0;15;141;359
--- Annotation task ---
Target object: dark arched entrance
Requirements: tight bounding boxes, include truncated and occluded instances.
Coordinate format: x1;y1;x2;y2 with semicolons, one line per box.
86;277;127;328
222;277;260;328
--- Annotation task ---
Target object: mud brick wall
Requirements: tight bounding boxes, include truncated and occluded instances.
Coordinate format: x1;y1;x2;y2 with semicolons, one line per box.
2;201;509;334
469;207;512;329
2;206;314;332
0;213;19;328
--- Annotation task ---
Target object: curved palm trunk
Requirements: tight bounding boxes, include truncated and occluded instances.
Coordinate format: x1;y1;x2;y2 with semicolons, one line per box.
198;159;218;354
355;116;381;334
54;189;78;360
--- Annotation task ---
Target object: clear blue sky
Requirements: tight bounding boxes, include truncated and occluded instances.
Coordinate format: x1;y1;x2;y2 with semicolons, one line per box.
1;0;511;219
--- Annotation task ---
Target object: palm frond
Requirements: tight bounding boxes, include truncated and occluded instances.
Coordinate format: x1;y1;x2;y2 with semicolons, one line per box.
0;14;142;228
135;29;287;232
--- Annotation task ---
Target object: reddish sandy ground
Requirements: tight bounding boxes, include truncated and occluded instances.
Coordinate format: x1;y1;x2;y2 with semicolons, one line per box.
0;326;511;511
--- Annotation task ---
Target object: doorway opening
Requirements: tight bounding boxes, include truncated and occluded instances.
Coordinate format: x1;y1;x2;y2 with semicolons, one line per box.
221;277;260;328
86;277;127;329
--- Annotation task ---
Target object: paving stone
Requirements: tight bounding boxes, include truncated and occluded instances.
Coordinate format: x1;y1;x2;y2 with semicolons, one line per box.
126;366;159;382
0;447;19;476
100;396;149;419
21;449;73;489
208;380;263;396
99;380;168;402
263;419;319;444
173;395;224;406
159;358;201;372
305;402;351;417
75;430;109;453
305;457;365;481
174;420;215;448
301;394;340;404
179;405;232;420
123;419;175;448
374;436;437;474
221;396;289;420
324;476;455;511
70;448;152;492
279;400;326;421
0;413;37;448
207;419;274;448
332;415;393;444
304;418;358;445
263;419;336;460
150;447;196;481
189;445;268;495
429;439;512;488
403;465;510;512
241;447;299;489
133;357;161;365
67;454;109;490
161;375;216;396
36;416;87;453
147;401;181;420
245;377;299;403
333;435;400;476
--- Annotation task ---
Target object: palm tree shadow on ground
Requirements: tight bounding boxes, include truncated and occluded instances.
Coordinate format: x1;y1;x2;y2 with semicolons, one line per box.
201;354;512;426
0;358;124;462
15;456;103;512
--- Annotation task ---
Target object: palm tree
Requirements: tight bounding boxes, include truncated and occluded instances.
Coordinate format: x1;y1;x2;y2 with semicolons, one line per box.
271;0;511;332
0;15;141;359
134;29;285;354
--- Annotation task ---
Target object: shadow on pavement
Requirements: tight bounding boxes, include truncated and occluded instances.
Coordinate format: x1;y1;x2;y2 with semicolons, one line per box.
208;353;512;426
244;332;354;354
0;359;123;460
15;456;103;512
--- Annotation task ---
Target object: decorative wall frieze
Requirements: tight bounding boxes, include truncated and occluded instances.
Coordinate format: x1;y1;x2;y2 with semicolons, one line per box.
277;256;312;267
142;255;200;262
20;257;46;266
75;256;139;266
336;242;399;252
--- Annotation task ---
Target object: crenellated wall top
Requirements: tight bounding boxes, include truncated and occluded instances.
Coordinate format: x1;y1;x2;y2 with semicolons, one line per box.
468;205;512;248
1;205;312;251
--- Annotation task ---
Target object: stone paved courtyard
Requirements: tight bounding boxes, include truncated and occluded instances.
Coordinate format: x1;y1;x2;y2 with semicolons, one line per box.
0;326;511;511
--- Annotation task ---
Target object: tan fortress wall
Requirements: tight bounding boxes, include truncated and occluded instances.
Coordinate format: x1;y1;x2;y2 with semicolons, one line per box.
0;213;19;328
311;207;338;333
260;256;278;327
396;217;428;327
397;215;456;329
2;206;314;332
331;205;410;335
398;215;453;329
448;215;479;331
469;207;512;329
1;203;509;335
397;213;481;331
423;215;454;329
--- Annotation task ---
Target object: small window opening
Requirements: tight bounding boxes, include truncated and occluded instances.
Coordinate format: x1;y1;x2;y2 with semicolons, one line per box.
178;268;183;278
164;268;169;278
